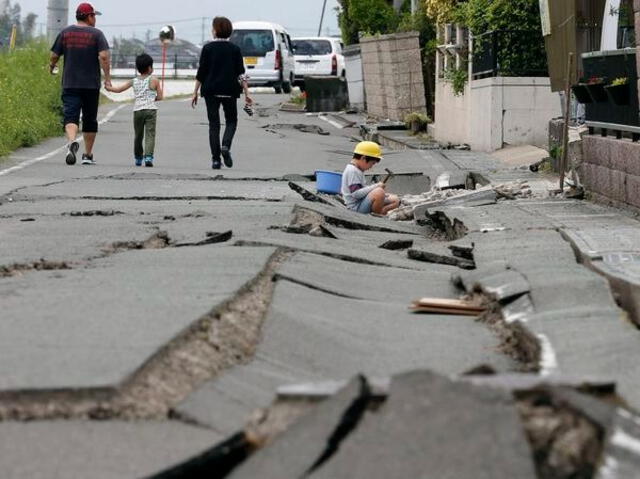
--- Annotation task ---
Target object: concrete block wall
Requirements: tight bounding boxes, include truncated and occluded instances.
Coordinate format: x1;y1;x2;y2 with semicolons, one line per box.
360;32;427;121
581;136;640;210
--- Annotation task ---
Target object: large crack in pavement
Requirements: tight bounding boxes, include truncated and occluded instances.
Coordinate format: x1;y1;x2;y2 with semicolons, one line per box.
0;259;72;278
0;249;291;421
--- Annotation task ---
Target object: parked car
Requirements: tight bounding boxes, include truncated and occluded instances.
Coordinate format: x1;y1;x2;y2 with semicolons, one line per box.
230;21;295;94
291;37;345;89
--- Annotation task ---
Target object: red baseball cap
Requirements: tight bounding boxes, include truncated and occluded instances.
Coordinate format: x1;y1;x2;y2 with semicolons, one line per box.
76;3;102;16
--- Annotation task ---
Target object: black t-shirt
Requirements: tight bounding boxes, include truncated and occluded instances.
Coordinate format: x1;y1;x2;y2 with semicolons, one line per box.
51;25;109;90
196;41;245;98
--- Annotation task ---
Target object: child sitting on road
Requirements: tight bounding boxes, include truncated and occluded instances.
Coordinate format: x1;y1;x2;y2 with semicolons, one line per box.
105;53;163;167
341;141;400;215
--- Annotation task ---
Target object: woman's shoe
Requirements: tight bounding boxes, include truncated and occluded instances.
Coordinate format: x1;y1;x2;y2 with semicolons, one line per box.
221;146;233;168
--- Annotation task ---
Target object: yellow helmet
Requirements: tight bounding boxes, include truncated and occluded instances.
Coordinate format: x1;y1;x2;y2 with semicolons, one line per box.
353;141;383;160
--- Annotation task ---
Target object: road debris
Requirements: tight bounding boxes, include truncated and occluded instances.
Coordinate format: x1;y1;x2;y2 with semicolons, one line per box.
410;297;486;316
262;124;330;136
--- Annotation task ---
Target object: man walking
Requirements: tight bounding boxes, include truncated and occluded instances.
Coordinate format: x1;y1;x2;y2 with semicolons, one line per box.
49;3;111;165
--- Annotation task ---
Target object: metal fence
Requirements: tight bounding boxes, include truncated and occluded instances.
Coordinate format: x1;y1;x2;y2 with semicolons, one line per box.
471;30;548;80
111;53;199;70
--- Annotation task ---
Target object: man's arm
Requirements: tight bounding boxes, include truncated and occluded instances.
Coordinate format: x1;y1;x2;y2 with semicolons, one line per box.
49;52;60;74
99;50;111;88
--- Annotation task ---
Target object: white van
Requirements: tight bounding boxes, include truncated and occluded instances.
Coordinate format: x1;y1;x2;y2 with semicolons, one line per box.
291;37;345;89
230;21;295;94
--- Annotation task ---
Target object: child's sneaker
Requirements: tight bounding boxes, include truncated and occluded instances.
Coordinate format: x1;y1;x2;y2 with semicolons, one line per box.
135;157;143;166
81;153;95;165
144;155;154;167
65;141;79;165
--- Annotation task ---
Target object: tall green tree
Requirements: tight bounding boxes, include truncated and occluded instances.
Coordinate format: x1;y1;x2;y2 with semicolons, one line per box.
1;1;38;46
337;0;403;45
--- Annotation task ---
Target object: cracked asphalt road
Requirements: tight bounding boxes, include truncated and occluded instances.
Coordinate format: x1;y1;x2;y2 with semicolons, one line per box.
3;94;640;478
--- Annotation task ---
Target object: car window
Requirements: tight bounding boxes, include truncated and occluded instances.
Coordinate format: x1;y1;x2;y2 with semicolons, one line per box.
292;39;332;55
285;34;294;54
279;32;290;52
230;29;275;56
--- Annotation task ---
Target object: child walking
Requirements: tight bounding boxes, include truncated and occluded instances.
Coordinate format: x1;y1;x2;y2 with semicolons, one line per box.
106;53;163;166
341;141;400;215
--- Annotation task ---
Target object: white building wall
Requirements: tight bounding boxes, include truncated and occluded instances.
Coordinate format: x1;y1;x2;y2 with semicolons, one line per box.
433;81;470;146
434;76;561;152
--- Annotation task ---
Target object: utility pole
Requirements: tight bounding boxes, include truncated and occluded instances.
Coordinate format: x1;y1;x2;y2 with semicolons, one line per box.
411;0;417;13
47;0;68;42
318;0;327;36
201;17;205;44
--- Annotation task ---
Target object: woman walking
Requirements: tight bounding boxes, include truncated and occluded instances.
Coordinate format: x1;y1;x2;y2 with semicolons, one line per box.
192;16;253;169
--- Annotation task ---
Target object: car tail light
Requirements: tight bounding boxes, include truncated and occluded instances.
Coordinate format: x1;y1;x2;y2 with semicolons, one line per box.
331;54;337;76
275;49;282;71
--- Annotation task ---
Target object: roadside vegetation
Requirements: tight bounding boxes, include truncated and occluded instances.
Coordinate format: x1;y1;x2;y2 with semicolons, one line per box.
0;42;61;157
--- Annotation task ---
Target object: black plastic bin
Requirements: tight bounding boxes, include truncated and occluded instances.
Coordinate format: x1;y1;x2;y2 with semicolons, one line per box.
304;76;349;112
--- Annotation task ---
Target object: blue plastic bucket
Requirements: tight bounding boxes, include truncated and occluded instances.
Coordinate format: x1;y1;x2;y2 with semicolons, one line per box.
315;170;343;195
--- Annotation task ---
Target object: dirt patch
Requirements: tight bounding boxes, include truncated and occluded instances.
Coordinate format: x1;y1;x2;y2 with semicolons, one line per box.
65;210;124;217
104;231;171;253
420;211;468;241
471;294;541;372
0;259;71;278
516;390;604;479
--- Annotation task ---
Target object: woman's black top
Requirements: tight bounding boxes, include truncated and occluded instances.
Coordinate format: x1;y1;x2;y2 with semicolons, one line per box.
196;41;245;98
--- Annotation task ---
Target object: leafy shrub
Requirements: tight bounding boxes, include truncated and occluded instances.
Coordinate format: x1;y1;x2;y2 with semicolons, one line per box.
459;0;547;77
444;67;468;95
337;0;403;44
0;42;61;157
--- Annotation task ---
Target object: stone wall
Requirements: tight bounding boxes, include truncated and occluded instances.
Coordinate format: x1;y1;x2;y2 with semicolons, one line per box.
360;32;427;121
579;0;640;211
581;136;640;210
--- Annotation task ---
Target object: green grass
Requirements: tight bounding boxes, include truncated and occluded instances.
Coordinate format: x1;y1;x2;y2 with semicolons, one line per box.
0;42;62;157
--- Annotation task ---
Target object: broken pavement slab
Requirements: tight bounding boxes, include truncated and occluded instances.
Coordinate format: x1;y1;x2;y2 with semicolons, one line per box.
0;420;222;479
457;269;530;302
293;203;425;235
227;377;369;479
309;370;538;479
175;280;517;432
0;246;276;392
274;251;459;302
412;187;497;220
9;178;295;202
